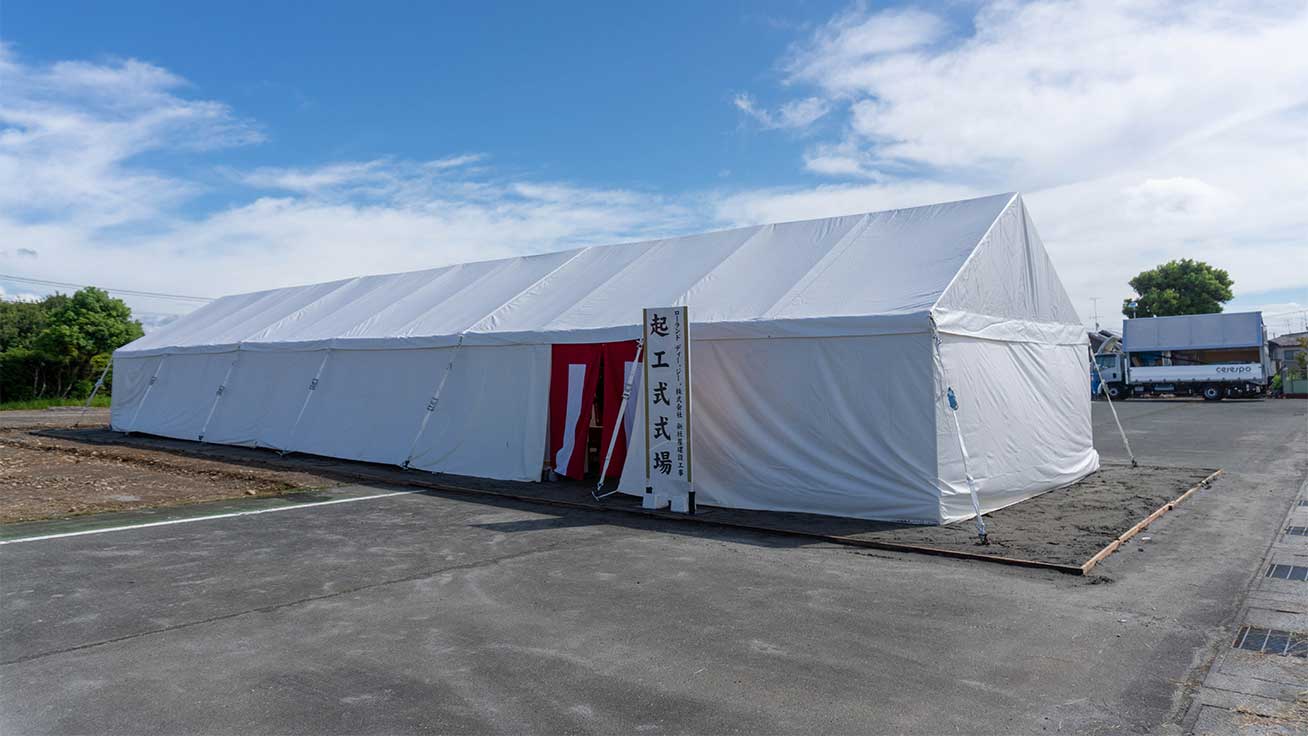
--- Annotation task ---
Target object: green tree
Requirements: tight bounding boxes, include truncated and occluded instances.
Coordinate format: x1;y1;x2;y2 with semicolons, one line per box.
1123;259;1233;317
0;288;142;401
0;293;68;352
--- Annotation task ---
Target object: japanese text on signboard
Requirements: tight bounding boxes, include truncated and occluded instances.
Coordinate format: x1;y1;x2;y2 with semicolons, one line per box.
643;306;691;497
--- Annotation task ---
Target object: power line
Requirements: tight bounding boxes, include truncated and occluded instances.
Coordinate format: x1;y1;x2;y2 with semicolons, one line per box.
0;273;213;303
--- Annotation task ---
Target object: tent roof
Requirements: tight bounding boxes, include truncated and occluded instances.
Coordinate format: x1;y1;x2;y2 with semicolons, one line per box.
120;192;1079;355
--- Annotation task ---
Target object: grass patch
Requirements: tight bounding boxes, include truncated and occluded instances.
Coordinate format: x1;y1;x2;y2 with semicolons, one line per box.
0;395;112;411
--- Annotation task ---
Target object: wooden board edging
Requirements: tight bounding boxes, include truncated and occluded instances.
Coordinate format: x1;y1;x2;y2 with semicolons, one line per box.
1079;468;1224;574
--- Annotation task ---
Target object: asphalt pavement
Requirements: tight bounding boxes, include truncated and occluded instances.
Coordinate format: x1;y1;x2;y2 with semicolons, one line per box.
1;399;1304;734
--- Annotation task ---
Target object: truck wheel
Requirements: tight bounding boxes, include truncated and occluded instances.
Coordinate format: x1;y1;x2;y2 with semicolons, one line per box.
1107;383;1128;400
1202;385;1223;401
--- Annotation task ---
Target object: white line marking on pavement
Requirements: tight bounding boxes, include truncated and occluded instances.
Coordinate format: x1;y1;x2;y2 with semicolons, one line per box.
0;490;420;545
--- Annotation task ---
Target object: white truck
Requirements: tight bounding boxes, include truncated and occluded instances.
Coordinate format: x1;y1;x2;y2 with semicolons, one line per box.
1093;311;1270;401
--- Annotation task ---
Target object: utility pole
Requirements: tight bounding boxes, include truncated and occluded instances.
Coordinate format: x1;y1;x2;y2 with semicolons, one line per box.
1090;297;1100;331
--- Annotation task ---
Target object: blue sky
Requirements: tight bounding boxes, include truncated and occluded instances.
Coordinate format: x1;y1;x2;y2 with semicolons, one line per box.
5;0;853;193
1;0;1305;334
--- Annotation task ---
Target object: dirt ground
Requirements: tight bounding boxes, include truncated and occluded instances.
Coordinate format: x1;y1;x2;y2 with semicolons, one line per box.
703;463;1218;566
0;409;338;522
2;407;1217;567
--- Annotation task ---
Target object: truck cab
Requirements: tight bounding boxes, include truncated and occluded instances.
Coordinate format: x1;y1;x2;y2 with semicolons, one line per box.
1093;353;1127;399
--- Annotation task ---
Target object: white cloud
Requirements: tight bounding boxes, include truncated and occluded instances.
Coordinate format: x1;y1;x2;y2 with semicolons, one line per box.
0;45;261;230
238;154;487;196
785;1;1308;184
728;0;1308;327
0;47;702;316
733;93;831;130
1260;307;1308;338
786;6;946;90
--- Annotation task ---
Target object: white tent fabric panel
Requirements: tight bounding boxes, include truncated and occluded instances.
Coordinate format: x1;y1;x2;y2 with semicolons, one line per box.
933;196;1082;344
170;281;351;354
618;334;942;523
934;336;1099;523
513;228;759;337
117;194;1019;356
679;218;864;322
463;241;660;340
120;352;234;440
766;195;1011;320
241;272;435;346
290;348;452;466
109;355;163;432
405;345;550;482
381;255;575;343
200;350;326;449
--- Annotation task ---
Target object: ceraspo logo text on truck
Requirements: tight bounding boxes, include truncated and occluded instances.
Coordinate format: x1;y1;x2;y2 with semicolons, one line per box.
1215;365;1254;373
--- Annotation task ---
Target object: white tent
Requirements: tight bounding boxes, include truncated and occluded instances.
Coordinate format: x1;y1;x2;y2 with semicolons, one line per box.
111;192;1097;524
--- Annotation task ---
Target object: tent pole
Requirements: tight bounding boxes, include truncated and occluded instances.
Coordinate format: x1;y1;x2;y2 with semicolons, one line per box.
198;348;240;442
75;360;113;428
283;348;331;455
594;339;642;500
1090;353;1137;467
125;353;168;434
402;335;466;469
930;320;989;544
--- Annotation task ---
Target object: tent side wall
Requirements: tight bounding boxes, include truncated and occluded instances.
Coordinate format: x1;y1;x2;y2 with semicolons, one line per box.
618;330;943;524
112;344;550;483
109;354;166;432
931;195;1098;523
933;336;1098;522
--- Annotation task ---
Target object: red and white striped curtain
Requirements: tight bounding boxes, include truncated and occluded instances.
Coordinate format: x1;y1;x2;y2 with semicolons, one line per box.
548;341;638;480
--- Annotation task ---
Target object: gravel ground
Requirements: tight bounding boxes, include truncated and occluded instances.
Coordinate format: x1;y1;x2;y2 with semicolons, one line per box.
0;409;336;522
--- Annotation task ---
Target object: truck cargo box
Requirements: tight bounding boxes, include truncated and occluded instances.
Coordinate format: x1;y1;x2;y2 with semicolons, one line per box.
1123;311;1264;352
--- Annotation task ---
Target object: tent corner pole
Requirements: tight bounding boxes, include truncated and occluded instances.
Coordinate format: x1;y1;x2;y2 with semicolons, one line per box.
76;359;113;428
1090;353;1137;467
929;318;989;545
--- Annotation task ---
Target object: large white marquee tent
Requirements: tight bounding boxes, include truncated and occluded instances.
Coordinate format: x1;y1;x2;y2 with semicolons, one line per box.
111;192;1098;524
